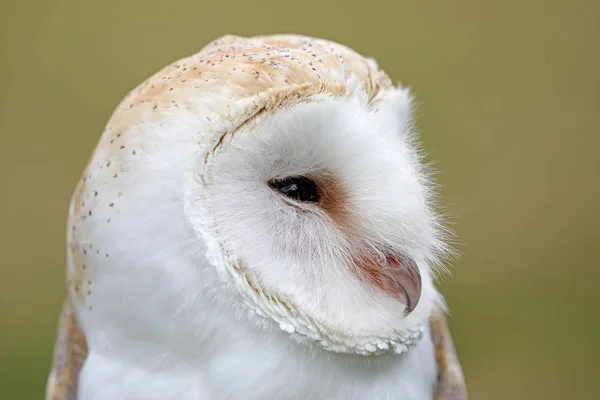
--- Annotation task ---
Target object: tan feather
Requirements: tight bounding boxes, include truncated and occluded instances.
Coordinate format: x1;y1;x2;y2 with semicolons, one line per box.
431;313;468;400
45;301;88;400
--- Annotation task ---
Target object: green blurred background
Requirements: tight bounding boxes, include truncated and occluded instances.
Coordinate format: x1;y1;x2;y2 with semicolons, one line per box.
1;0;598;398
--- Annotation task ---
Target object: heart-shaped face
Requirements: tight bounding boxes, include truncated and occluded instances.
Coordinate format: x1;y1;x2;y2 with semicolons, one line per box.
202;97;445;354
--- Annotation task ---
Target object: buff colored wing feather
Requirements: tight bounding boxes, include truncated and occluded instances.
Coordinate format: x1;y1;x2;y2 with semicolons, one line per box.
431;313;468;400
45;300;88;400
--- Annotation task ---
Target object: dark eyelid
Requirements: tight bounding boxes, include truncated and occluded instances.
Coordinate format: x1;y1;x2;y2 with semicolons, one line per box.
268;175;319;203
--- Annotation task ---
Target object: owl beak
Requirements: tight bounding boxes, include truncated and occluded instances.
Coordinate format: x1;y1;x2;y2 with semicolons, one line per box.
385;254;422;315
354;253;422;316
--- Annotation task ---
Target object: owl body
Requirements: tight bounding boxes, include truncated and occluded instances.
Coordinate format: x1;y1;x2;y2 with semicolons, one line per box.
47;35;466;399
77;298;438;400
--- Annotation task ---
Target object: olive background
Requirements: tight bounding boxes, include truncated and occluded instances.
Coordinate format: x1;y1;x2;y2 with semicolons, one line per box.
1;1;598;398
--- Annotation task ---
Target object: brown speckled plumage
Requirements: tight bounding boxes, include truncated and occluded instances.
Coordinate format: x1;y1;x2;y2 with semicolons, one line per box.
94;33;391;170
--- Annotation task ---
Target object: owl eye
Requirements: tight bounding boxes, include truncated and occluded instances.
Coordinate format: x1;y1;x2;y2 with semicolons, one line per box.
268;176;319;203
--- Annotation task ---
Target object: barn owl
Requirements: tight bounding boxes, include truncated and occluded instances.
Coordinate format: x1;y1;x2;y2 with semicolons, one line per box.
46;34;467;400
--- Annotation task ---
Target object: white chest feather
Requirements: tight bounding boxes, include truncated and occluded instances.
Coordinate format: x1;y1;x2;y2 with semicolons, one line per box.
78;318;437;400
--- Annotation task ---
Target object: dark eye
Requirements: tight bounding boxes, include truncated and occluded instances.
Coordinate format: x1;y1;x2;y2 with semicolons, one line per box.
268;176;319;203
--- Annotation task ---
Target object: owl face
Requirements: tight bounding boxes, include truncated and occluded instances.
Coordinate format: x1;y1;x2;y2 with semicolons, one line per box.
199;92;445;353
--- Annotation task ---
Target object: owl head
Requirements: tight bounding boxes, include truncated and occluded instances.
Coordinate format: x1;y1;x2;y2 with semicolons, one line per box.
68;35;450;357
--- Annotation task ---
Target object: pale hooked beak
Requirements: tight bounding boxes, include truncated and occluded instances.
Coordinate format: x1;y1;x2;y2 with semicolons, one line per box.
353;252;422;315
